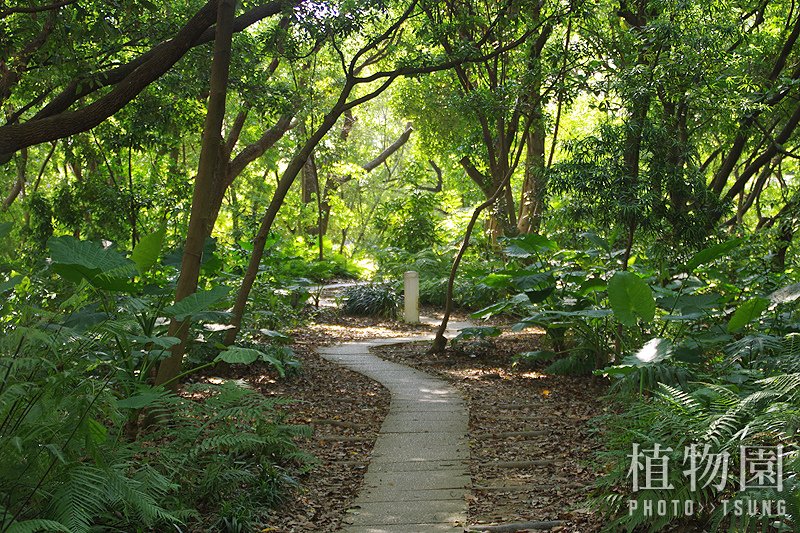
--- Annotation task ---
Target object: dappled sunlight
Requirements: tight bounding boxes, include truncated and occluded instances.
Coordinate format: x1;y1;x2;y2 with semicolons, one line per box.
417;387;457;395
304;321;434;343
520;371;548;379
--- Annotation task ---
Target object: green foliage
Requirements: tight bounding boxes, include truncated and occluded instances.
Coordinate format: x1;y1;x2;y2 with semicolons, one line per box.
452;326;502;342
47;236;137;291
27;193;53;251
0;328;181;533
607;271;656;327
592;328;800;530
377;247;500;309
685;237;744;273
142;382;312;530
5;2;800;531
216;338;300;378
375;191;441;253
163;285;232;322
595;338;698;394
0;232;311;531
342;283;402;318
727;297;770;333
130;225;167;274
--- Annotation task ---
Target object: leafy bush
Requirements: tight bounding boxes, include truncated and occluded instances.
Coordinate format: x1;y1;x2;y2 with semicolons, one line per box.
376;247;500;309
0;327;182;533
143;382;313;530
375;190;441;253
342;283;402;318
591;320;800;530
0;233;313;531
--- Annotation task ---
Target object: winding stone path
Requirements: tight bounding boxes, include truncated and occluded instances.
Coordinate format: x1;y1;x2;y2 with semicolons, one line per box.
316;320;472;532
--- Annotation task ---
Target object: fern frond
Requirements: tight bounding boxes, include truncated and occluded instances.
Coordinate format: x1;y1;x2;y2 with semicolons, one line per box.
5;519;71;533
48;465;108;533
656;383;703;414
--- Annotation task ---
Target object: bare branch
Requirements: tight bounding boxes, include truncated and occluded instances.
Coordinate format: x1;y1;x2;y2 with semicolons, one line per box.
0;0;75;18
418;160;443;192
362;123;413;172
227;113;296;182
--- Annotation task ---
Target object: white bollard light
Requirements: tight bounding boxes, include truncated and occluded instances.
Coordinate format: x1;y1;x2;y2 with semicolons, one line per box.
403;270;420;323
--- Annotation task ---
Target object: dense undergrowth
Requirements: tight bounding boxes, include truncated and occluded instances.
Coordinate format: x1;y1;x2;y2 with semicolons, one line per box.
0;226;328;532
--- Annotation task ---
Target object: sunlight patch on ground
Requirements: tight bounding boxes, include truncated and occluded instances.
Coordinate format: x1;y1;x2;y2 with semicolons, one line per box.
306;323;415;339
439;367;515;380
519;371;548;379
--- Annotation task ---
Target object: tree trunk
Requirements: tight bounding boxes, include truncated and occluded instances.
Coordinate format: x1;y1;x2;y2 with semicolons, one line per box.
2;147;27;211
154;0;236;391
430;169;516;353
223;84;356;345
302;151;319;204
517;118;546;234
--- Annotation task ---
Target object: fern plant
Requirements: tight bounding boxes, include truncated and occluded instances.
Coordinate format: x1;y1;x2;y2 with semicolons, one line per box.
0;326;183;533
140;381;313;530
593;333;800;532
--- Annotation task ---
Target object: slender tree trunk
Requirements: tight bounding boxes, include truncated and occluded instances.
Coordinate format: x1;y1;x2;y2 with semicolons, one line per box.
128;145;138;247
2;148;27;211
223;83;356;345
429;169;516;353
154;0;236;390
517;113;546;234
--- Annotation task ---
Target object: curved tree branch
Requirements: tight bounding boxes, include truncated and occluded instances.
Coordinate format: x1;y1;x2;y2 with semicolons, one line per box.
0;0;293;160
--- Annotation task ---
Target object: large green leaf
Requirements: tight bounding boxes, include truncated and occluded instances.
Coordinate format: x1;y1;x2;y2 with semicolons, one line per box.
658;292;722;314
578;277;606;296
481;273;513;289
215;346;261;364
163;285;231;321
579;231;610;252
503;234;558;258
453;326;502;342
525;286;555;303
131;225;166;274
685;238;743;273
258;329;291;342
215;346;286;377
0;275;22;294
471;292;529;319
163;236;217;269
47;236;137;291
511;272;553;291
627;338;673;365
594;338;674;379
607;271;655;327
727;297;770;333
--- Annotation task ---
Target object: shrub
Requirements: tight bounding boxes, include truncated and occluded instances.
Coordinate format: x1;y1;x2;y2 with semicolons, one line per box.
342;283;402;318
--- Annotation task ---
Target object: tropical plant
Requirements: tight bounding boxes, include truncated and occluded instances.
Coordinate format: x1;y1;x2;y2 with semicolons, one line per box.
341;283;402;318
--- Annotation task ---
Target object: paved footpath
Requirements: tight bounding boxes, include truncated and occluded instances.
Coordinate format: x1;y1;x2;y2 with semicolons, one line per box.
316;319;472;532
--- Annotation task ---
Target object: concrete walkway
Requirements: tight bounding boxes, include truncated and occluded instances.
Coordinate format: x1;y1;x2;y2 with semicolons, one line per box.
316;319;471;532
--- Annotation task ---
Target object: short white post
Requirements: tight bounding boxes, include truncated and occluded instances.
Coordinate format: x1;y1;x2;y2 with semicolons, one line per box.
403;270;420;323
